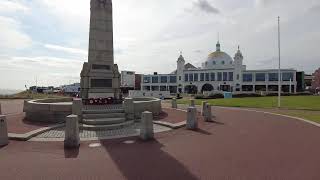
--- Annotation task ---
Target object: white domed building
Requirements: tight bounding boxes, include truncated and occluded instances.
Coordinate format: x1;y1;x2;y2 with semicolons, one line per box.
141;41;299;95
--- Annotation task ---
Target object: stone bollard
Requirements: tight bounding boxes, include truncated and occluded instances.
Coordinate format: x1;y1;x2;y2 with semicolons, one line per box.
201;101;208;116
186;107;198;130
64;115;80;149
172;98;178;109
140;111;154;141
72;99;83;121
0;115;9;147
190;99;195;107
124;98;134;120
204;104;213;122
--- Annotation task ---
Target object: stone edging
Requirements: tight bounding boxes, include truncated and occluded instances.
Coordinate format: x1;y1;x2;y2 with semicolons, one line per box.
154;121;186;129
214;106;320;128
154;107;187;129
29;124;172;142
9;123;65;141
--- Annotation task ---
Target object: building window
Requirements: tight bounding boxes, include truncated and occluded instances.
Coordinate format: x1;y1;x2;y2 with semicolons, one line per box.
223;72;228;81
217;72;222;81
169;76;177;83
160;76;168;83
242;85;253;91
143;86;150;91
237;74;240;80
194;73;199;81
143;76;151;83
256;73;266;82
184;74;189;82
213;61;216;65
200;73;205;81
205;73;210;81
282;72;294;81
222;61;225;65
268;73;279;81
160;86;167;91
230;61;233;64
152;76;159;83
243;73;253;82
151;86;159;91
189;74;194;82
179;76;181;81
228;72;234;81
210;73;215;81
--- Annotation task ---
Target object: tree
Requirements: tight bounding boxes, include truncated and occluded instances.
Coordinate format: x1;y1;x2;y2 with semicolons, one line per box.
311;68;320;93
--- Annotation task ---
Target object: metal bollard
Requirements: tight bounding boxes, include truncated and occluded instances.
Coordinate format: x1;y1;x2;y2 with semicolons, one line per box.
0;115;9;147
140;111;154;141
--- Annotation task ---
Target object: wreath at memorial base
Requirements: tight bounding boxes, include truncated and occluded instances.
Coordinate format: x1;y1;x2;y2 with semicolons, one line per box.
83;98;123;105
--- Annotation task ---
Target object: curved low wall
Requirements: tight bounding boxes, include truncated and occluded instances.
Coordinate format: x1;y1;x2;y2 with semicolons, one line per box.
23;98;73;123
132;98;162;119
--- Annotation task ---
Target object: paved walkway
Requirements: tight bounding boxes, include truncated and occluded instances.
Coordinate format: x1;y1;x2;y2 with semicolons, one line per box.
31;123;171;141
1;105;320;180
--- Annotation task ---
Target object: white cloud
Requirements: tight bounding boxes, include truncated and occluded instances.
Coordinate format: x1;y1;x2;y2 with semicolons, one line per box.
35;0;90;28
0;0;29;13
44;44;87;55
0;16;32;50
0;56;83;89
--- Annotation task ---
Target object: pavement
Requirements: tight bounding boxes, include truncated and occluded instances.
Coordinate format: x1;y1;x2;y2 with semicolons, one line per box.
1;102;320;180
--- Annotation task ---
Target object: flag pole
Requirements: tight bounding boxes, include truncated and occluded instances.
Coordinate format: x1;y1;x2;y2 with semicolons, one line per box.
278;16;281;108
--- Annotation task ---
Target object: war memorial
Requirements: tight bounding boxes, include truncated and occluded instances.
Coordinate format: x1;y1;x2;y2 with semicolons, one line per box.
1;0;320;179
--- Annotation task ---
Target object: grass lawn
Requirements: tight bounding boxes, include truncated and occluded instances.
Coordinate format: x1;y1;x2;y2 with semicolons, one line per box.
178;96;320;110
0;91;66;99
177;96;320;123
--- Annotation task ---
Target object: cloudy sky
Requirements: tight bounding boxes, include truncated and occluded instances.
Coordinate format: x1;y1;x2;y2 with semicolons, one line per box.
0;0;319;90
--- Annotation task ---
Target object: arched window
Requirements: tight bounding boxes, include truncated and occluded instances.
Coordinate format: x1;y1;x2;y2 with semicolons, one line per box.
212;61;216;65
222;61;225;65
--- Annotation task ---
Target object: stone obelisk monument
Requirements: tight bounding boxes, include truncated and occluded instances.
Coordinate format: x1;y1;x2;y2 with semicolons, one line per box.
80;0;121;99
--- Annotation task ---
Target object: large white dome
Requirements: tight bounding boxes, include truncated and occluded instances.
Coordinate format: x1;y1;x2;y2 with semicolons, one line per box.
202;41;233;68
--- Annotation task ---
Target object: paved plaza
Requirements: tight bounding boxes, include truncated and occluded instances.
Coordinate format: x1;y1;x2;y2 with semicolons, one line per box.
1;100;320;180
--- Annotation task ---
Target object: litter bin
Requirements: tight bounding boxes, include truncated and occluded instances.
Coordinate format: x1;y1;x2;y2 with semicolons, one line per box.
223;92;233;99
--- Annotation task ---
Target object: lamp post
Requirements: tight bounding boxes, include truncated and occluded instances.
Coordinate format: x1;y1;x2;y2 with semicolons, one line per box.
278;16;281;108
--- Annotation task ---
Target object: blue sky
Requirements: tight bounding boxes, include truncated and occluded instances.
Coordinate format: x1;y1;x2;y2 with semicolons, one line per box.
0;0;319;89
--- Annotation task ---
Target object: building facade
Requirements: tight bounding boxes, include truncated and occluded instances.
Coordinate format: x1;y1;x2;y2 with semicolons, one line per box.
141;41;298;94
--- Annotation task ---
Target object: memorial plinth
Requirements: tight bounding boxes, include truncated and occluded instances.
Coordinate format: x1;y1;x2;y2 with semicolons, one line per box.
80;0;120;99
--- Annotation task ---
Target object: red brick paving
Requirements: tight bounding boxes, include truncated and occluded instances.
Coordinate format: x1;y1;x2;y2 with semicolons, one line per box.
0;99;24;115
1;107;320;180
1;100;55;134
6;113;55;134
155;108;187;123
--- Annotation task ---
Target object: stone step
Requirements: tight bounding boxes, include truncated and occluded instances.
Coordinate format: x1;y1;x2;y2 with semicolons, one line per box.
82;117;126;125
83;113;125;119
80;120;134;131
82;109;125;114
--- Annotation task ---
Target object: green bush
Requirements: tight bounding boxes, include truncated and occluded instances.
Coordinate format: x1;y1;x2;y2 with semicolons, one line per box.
208;93;224;99
195;94;205;99
233;93;262;98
